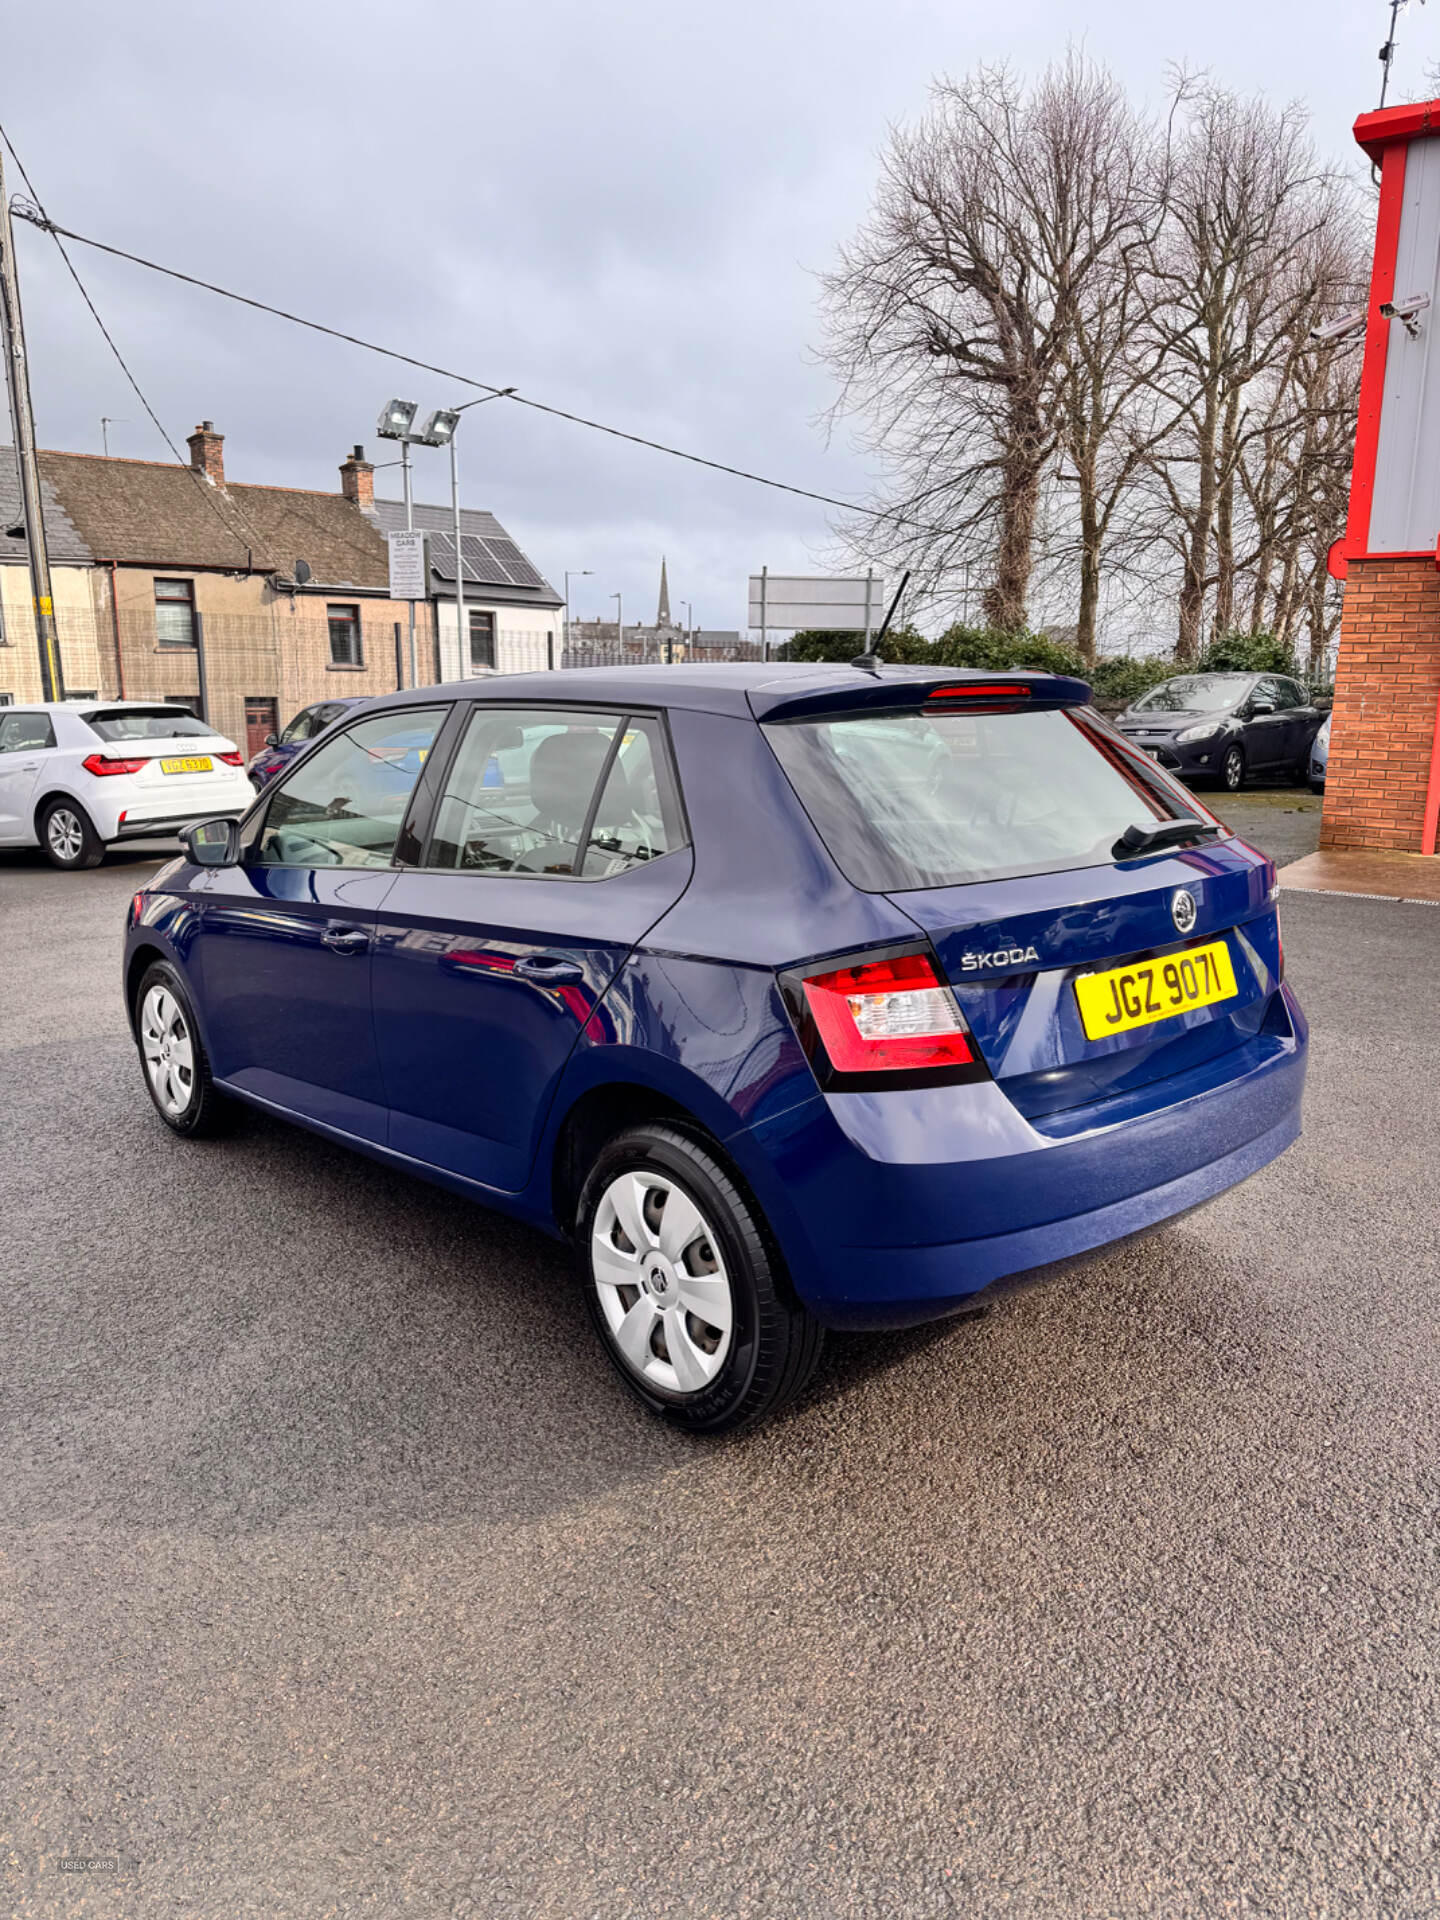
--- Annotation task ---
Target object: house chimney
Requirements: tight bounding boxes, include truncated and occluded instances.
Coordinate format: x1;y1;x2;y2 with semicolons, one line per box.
187;420;225;485
339;443;374;509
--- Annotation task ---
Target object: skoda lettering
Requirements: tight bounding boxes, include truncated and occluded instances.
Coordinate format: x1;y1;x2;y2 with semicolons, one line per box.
960;945;1041;972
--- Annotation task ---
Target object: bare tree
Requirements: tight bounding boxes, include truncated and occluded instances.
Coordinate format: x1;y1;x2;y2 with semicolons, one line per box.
1137;83;1353;659
820;64;1367;660
820;57;1153;631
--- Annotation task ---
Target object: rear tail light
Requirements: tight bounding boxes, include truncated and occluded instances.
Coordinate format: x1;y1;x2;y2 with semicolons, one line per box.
82;753;147;776
218;751;244;766
785;946;985;1090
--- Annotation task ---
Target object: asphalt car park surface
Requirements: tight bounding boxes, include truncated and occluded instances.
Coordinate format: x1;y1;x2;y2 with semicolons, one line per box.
4;803;1438;1918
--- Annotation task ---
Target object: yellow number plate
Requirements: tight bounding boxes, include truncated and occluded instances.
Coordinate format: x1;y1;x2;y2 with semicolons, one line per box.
159;756;213;774
1074;938;1238;1040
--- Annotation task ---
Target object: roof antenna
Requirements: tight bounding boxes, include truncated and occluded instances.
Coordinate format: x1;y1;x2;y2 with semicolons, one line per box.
850;570;910;675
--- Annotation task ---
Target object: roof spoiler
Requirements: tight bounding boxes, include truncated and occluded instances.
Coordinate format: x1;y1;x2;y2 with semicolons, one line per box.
749;671;1093;724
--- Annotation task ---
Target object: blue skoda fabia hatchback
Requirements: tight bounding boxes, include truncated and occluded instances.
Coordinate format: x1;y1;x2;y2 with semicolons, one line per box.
125;665;1307;1431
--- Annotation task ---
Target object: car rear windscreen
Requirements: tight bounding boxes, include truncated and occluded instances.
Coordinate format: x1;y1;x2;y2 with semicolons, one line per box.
764;706;1215;891
83;707;213;742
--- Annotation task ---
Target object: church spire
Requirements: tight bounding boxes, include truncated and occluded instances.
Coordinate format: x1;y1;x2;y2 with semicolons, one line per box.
656;556;672;628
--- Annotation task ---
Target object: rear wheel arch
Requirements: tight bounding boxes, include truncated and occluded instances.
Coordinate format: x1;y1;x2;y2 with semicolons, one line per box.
550;1083;698;1239
33;788;89;837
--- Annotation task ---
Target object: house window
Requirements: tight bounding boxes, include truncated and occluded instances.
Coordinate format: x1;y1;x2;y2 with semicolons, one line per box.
468;609;496;671
328;603;363;667
154;577;197;647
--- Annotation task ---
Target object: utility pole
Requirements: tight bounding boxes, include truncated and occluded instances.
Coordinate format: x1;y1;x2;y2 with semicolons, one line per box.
0;144;62;701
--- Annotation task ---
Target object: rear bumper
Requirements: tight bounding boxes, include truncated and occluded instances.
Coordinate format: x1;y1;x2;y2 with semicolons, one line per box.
740;985;1307;1329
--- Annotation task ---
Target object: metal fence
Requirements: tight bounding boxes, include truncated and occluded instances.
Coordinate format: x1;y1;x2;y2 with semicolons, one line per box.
562;637;765;670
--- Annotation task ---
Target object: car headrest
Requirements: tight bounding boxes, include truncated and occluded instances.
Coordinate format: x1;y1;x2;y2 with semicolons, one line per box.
530;729;625;832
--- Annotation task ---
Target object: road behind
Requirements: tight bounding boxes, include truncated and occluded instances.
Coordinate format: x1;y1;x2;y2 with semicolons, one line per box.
2;838;1437;1919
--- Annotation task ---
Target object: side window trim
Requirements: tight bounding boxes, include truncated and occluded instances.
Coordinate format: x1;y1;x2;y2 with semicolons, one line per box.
574;723;628;872
393;701;466;866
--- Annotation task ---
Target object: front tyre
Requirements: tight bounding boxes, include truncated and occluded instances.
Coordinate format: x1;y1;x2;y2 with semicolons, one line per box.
40;798;104;869
578;1123;824;1434
133;961;229;1137
1219;743;1247;793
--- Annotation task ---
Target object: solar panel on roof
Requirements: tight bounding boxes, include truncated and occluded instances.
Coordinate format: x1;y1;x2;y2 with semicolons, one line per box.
481;537;546;588
420;527;546;590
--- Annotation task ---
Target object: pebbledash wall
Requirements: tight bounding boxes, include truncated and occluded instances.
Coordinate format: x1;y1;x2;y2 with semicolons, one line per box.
1323;559;1440;849
1323;100;1440;855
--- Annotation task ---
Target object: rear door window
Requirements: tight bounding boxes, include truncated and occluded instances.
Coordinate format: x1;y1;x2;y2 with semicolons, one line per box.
765;705;1215;891
425;708;685;878
255;707;447;868
0;712;56;752
426;708;621;875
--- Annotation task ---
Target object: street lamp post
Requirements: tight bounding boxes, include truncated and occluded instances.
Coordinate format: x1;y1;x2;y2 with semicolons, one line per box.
611;591;623;654
378;390;513;685
564;570;593;660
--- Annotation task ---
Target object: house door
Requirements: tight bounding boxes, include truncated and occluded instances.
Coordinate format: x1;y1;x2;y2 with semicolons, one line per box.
244;697;278;761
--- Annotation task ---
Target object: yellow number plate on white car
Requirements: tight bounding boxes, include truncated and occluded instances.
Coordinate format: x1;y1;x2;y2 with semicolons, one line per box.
159;756;213;774
1074;939;1238;1040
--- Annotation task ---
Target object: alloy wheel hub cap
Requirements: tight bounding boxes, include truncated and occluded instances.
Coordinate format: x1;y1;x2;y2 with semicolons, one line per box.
642;1257;675;1301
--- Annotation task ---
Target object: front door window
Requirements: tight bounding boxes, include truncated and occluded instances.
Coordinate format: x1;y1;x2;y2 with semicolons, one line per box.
255;707;446;868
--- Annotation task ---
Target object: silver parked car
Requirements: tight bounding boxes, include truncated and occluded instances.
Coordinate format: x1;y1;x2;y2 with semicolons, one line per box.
1309;713;1331;793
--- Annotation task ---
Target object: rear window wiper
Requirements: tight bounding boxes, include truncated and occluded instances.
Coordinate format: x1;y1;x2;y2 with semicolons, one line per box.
1112;816;1221;860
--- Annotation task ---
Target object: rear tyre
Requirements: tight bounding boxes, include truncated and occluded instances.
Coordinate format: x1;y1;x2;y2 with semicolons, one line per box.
40;798;104;869
577;1122;824;1434
1218;743;1247;793
133;961;229;1138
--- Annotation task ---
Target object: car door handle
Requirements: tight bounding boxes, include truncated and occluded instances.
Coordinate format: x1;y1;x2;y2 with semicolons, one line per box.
514;952;584;983
19;760;39;771
321;924;370;954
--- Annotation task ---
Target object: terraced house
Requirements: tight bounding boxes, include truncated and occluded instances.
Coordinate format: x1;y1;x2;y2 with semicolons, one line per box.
0;423;562;754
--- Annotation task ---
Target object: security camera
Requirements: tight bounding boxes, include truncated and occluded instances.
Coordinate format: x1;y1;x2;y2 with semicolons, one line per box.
1308;310;1367;346
1379;291;1431;336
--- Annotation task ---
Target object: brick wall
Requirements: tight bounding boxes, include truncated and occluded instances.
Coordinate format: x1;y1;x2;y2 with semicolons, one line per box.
1321;555;1440;853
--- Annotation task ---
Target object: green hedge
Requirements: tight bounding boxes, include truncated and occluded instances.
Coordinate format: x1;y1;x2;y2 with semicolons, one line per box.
777;623;1314;703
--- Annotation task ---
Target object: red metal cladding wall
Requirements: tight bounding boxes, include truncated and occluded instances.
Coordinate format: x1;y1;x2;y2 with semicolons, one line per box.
1322;557;1440;852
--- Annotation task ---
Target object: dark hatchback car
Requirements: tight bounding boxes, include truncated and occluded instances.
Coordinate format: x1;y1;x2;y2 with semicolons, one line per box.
247;696;369;790
1114;673;1325;792
124;666;1306;1432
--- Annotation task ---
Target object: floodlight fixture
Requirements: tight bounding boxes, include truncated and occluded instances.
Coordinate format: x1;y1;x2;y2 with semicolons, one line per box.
377;397;419;440
419;408;462;447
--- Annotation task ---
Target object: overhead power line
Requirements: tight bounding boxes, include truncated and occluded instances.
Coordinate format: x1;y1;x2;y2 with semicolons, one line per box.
0;123;267;563
6;200;950;538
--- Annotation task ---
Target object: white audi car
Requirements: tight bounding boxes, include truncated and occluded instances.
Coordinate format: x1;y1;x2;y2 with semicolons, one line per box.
0;701;254;869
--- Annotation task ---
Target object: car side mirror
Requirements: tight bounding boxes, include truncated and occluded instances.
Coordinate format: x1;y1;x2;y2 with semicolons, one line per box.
264;732;279;748
182;817;241;867
1248;697;1275;717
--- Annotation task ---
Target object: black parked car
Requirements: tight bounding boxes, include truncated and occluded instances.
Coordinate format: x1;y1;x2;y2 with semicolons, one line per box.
1114;673;1324;792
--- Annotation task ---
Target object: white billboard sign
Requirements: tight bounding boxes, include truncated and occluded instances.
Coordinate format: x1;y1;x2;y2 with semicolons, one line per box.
747;572;884;633
387;530;428;600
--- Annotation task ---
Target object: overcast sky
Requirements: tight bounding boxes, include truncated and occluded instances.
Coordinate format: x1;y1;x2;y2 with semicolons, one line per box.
5;0;1435;634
